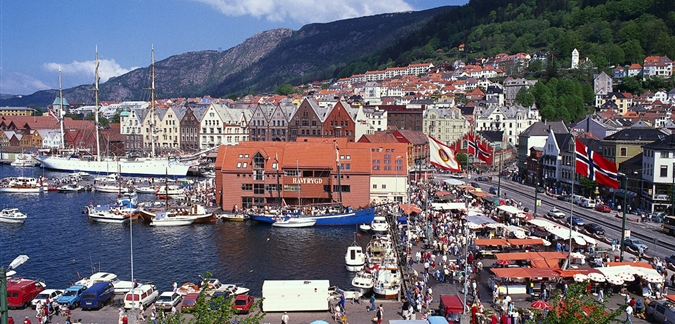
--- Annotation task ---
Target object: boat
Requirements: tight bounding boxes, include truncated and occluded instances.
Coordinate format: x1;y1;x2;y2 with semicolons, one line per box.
372;263;401;299
218;213;247;222
57;183;84;192
271;217;316;228
365;236;395;268
11;154;40;167
0;177;42;193
219;283;250;296
345;243;366;271
86;205;132;224
249;207;375;226
94;175;130;193
75;272;133;294
359;224;371;232
35;48;192;177
351;270;374;295
370;216;389;234
0;208;28;224
137;204;216;224
150;212;194;226
176;282;200;296
156;185;185;196
74;171;91;178
135;186;157;194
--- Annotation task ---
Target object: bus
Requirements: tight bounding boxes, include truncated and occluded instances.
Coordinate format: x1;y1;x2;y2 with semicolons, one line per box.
662;216;675;236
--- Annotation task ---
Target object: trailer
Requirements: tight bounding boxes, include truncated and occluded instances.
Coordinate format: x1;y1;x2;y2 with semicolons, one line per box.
262;280;330;312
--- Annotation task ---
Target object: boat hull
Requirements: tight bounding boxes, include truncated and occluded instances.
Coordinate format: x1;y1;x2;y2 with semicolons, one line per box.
0;187;42;193
151;219;194;226
250;208;375;226
271;219;316;228
137;208;216;224
36;156;190;177
0;217;26;224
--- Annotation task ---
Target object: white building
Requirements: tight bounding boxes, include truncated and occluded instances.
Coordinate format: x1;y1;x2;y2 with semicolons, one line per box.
475;104;541;145
571;48;580;69
354;106;387;142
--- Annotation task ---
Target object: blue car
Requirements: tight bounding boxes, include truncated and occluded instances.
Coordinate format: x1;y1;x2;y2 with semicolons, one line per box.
624;238;648;251
57;285;87;309
566;216;585;227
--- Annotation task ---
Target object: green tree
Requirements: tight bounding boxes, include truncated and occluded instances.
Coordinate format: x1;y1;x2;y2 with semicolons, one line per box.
605;44;625;66
527;282;622;324
274;84;298;96
515;86;536;107
457;153;468;169
621;39;644;63
158;272;265;324
111;111;121;124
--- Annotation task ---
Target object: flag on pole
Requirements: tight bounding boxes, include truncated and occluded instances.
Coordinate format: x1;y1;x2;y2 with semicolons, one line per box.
575;138;619;189
477;142;491;163
428;135;460;172
467;134;478;155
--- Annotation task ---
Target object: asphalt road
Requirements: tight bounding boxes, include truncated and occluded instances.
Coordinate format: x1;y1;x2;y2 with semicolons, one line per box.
476;176;675;260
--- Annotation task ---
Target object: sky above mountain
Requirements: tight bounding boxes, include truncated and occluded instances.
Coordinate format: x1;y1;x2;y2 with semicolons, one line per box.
0;0;465;96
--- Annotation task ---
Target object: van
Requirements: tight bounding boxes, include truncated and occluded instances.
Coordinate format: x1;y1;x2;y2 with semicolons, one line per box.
123;284;159;309
581;198;596;208
80;282;115;310
646;300;675;323
6;278;45;309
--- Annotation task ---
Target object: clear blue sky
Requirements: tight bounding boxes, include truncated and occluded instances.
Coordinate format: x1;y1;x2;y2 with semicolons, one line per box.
0;0;466;95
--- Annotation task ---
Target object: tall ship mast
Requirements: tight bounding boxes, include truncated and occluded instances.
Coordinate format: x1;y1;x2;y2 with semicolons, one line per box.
35;47;192;177
94;48;101;161
58;66;65;149
150;45;156;158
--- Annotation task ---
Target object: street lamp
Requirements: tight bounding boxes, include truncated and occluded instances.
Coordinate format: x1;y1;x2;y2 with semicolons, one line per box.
2;255;29;324
671;162;675;216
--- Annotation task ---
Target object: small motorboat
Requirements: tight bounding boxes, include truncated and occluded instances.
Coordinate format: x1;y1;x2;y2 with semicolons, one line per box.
370;216;389;233
351;270;374;295
135;186;157;194
58;184;84;192
150;212;194;227
0;208;27;224
74;171;91;178
359;224;371;232
220;283;250;296
177;282;200;296
218;213;247;222
271;217;316;228
10;154;40;167
345;243;366;272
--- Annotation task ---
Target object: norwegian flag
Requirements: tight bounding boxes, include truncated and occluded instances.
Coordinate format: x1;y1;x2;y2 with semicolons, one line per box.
467;134;478;155
477;142;491;162
575;139;618;189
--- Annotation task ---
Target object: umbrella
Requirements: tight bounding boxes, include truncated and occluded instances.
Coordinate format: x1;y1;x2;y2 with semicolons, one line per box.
310;321;330;324
573;273;588;282
606;275;625;286
619;273;635;281
588;273;606;283
530;300;551;310
644;275;663;283
496;260;511;265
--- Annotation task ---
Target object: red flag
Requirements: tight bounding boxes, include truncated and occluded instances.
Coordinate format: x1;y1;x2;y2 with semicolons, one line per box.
575;139;618;189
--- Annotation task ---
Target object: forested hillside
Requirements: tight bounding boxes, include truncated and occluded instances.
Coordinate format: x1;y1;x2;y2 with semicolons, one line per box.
339;0;675;76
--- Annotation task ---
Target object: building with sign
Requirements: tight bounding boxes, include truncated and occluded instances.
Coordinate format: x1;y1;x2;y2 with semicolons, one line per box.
214;138;409;209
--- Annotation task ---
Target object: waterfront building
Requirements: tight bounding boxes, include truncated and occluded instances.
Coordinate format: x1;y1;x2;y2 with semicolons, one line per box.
638;134;675;212
179;106;201;152
475;104;540;146
214;138;408;209
288;99;324;141
120;106;147;155
0;107;34;116
517;121;568;173
157;106;182;152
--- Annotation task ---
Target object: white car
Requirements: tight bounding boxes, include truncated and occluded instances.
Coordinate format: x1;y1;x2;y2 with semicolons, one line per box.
31;289;63;309
156;291;182;311
547;208;565;219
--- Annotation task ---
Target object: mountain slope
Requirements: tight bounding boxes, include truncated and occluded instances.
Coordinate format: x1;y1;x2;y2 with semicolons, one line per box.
1;6;452;107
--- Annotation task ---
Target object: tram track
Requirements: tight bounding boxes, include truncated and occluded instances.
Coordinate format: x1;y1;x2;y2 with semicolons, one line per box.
479;178;674;254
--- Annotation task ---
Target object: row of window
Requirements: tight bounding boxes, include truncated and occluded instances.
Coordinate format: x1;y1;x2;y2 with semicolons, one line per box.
373;166;403;171
240;183;351;193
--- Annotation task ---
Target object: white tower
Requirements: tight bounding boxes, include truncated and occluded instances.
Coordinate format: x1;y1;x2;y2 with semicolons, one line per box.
571;48;579;69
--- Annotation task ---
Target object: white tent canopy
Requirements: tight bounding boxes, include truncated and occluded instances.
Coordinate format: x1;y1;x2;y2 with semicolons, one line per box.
432;202;467;210
443;178;465;185
498;205;522;215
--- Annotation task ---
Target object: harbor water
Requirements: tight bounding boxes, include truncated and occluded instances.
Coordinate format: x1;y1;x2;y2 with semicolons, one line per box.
0;166;369;296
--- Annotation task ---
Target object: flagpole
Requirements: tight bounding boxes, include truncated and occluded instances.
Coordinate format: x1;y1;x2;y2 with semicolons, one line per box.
567;134;575;269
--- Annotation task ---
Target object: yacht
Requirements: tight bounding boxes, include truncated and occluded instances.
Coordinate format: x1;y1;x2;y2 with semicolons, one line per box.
345;243;366;272
0;208;28;224
370;216;389;234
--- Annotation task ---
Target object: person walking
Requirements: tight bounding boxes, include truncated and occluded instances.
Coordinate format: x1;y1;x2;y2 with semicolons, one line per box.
368;295;376;312
597;289;604;303
281;311;289;324
376;304;384;324
624;305;633;324
338;293;346;313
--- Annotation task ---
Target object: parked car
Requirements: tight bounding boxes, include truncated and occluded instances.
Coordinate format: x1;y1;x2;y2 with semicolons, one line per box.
156;291;182;311
547;208;566;219
80;281;115;310
232;294;255;314
470;182;481;189
31;289;63;309
583;223;605;236
595;204;611;213
6;278;45;309
557;194;570;201
646;300;675;323
57;285;88;309
536;187;545;193
209;291;232;310
665;254;675;265
566;216;585;227
489;187;498;194
123;284;159;310
624;237;648;251
180;293;200;312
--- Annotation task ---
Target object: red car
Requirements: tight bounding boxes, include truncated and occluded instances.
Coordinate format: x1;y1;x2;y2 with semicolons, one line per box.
232;294;254;314
595;204;611;213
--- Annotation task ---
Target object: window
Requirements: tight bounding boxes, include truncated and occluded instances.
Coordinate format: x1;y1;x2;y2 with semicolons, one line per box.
396;166;403;171
284;184;300;192
242;162;248;168
661;151;669;158
373;166;380;170
253;184;265;194
384;166;391;170
661;165;668;177
284;170;299;176
381;184;387;189
620;147;627;157
373;159;380;164
373;184;377;189
236;162;242;168
241;184;252;190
